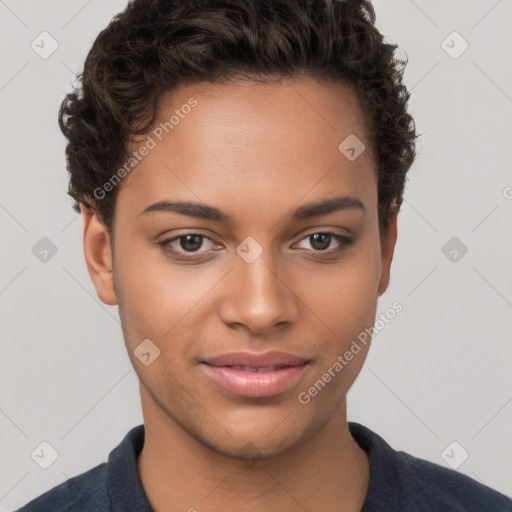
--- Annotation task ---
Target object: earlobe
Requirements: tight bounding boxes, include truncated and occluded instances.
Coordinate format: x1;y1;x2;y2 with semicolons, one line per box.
378;206;399;297
80;204;117;306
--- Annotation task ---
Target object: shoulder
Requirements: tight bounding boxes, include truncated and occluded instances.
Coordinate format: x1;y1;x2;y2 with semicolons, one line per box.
16;425;146;512
15;463;109;512
392;448;512;511
349;422;512;512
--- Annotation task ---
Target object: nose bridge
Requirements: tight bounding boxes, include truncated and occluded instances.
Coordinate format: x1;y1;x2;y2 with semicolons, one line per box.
220;241;298;332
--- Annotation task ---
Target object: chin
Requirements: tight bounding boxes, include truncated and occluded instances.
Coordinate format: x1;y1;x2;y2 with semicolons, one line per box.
199;430;302;461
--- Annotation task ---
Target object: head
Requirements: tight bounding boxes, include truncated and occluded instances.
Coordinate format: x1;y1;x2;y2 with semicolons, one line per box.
60;0;417;458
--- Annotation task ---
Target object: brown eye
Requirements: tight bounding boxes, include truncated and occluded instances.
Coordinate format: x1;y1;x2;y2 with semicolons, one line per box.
308;233;331;251
175;234;204;252
296;232;355;253
157;233;217;258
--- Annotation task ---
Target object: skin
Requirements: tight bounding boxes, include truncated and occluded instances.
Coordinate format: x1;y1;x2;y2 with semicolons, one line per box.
81;77;398;512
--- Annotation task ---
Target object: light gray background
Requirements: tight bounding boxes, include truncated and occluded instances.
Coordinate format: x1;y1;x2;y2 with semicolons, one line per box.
1;0;511;509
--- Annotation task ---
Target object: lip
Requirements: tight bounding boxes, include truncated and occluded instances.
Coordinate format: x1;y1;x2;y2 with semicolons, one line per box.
201;351;310;398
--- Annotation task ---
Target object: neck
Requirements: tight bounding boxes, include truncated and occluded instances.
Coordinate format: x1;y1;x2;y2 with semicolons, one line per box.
136;385;369;512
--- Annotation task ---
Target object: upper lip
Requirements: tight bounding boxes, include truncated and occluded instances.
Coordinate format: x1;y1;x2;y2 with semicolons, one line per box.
202;350;309;368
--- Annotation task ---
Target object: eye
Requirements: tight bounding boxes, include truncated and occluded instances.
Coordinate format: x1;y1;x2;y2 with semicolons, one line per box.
295;232;355;253
157;233;218;258
157;231;355;261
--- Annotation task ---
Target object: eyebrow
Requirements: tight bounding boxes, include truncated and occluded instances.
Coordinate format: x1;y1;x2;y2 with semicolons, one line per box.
139;195;365;222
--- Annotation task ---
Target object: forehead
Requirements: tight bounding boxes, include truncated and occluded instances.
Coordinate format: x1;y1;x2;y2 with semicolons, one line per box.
119;77;377;219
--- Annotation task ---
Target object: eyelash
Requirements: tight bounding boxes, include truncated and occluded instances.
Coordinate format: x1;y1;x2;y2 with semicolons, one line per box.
156;232;355;260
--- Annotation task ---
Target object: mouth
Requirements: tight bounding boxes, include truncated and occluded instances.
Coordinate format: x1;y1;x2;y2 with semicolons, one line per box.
221;365;295;372
200;351;310;398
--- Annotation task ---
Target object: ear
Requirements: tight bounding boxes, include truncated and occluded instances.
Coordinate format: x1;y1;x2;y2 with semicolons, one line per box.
80;204;117;306
378;203;399;297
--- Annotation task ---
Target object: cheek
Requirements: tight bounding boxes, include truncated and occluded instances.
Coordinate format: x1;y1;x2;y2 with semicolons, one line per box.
292;239;381;334
115;226;382;348
114;245;221;353
296;259;378;406
113;244;178;343
291;239;381;405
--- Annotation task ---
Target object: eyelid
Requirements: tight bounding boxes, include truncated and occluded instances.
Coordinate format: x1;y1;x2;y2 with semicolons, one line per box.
157;225;352;243
157;229;355;258
298;226;354;239
157;232;218;250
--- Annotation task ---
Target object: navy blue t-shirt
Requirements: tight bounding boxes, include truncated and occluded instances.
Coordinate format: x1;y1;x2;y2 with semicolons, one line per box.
17;422;512;511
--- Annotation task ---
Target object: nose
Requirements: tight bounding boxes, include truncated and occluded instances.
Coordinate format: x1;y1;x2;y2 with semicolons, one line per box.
218;248;300;334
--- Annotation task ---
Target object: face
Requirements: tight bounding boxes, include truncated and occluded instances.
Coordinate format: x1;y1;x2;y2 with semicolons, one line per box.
83;77;397;459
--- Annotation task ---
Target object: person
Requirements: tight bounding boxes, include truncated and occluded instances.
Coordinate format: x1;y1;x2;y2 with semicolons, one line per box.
17;0;512;510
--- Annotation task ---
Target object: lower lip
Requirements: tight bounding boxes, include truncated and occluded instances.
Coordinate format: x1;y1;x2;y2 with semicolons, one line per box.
201;363;309;398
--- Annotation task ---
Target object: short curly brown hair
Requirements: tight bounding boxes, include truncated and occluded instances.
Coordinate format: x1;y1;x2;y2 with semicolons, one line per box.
58;0;417;237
